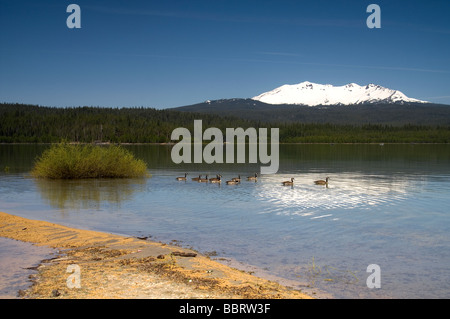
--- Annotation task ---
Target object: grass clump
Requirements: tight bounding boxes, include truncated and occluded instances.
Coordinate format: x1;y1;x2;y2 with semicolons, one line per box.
31;143;149;179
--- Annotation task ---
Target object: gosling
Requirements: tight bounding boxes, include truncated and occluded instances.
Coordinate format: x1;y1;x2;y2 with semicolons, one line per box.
176;173;188;181
226;178;240;185
231;175;241;182
209;174;222;183
282;178;295;186
314;177;329;185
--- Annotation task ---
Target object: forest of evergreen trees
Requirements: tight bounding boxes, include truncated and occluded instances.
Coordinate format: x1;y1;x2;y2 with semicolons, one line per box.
1;103;449;143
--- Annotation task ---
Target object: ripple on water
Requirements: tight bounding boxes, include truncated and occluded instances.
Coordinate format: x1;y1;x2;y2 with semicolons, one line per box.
253;173;410;220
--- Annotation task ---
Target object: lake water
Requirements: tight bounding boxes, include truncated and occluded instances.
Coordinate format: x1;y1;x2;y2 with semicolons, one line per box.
0;144;449;298
0;237;57;298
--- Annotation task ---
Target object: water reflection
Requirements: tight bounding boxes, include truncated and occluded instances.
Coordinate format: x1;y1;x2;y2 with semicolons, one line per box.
34;178;147;210
254;173;412;218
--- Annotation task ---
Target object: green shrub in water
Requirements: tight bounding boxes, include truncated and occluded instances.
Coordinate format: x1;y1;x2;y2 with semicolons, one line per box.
31;143;149;179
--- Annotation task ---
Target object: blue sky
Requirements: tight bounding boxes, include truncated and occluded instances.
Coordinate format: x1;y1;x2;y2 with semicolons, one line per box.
1;0;449;108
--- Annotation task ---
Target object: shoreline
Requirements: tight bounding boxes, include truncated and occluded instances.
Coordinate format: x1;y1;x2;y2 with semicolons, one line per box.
0;212;312;299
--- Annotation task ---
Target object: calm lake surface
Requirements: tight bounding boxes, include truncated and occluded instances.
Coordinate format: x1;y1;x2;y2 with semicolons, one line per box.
1;144;449;298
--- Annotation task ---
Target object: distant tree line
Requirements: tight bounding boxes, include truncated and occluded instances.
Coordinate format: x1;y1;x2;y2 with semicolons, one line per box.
1;103;449;143
174;98;450;126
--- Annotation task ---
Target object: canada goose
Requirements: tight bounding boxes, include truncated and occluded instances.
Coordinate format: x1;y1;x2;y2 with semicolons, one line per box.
226;180;238;185
209;174;222;183
176;173;188;181
191;175;202;181
198;175;209;183
247;173;258;181
231;175;241;182
314;177;329;185
282;178;294;186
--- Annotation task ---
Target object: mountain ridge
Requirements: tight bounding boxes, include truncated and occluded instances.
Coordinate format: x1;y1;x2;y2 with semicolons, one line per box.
252;81;427;106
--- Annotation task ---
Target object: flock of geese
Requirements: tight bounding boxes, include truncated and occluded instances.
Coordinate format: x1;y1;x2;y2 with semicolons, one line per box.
176;173;330;187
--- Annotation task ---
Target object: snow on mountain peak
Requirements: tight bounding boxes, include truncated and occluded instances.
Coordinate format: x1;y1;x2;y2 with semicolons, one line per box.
252;81;427;106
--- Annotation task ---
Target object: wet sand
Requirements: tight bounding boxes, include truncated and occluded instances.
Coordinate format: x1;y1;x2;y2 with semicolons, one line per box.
0;212;312;299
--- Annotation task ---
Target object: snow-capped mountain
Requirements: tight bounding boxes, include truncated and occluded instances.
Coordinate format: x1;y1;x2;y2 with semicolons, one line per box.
252;81;427;106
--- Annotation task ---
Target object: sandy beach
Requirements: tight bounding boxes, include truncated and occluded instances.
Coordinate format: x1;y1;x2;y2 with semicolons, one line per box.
0;211;312;299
